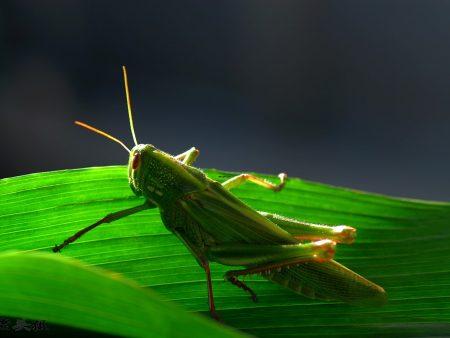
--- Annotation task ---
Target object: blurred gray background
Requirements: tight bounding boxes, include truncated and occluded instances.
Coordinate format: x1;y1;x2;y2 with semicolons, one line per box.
1;1;449;200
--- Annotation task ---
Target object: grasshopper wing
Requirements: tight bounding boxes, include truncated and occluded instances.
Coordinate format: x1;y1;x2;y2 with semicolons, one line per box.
180;180;386;306
180;181;298;245
265;260;387;306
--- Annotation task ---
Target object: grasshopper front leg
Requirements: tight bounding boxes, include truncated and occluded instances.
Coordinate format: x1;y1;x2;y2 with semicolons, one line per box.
175;147;200;165
53;202;153;252
207;240;336;301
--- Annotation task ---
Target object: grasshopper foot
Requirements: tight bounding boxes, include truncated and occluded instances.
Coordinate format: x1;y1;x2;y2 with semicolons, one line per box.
226;275;258;302
210;310;222;322
53;244;62;253
274;173;287;192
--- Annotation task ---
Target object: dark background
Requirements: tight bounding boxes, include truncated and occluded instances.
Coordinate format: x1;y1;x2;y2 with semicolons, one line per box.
1;1;449;200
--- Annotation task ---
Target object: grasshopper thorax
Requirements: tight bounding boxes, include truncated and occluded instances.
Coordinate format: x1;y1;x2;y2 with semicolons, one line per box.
127;143;206;206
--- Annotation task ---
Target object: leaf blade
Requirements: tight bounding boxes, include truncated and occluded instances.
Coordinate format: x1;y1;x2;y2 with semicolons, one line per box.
1;166;450;336
0;250;244;338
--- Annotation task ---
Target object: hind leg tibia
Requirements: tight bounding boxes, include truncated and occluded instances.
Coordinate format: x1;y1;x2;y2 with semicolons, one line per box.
207;241;336;301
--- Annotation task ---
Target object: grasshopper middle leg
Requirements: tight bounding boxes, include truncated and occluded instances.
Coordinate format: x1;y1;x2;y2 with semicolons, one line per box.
201;260;220;321
222;173;287;192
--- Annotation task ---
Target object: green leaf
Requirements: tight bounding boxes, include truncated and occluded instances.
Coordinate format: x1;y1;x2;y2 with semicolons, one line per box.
0;250;243;338
1;166;449;336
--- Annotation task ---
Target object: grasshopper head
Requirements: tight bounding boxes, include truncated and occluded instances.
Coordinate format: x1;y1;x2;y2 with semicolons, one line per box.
75;66;161;198
128;144;156;196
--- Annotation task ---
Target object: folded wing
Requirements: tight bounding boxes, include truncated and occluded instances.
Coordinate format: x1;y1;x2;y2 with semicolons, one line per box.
265;260;387;306
180;180;386;306
180;181;298;245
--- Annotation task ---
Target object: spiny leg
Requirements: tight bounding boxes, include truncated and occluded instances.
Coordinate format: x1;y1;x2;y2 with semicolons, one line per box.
224;250;336;302
222;172;287;192
260;211;356;244
206;240;336;301
175;147;200;165
53;202;152;252
227;275;258;302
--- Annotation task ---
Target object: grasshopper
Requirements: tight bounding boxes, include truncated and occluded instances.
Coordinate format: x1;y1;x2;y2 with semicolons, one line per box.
54;67;387;319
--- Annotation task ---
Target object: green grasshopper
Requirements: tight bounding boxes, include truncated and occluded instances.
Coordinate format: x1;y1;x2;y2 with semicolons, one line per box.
54;67;386;319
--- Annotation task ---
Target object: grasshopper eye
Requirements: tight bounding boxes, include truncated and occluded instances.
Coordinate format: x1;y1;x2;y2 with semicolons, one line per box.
132;153;140;170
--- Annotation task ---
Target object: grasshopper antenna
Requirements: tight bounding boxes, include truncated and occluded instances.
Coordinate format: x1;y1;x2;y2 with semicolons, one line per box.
75;121;131;153
122;66;139;146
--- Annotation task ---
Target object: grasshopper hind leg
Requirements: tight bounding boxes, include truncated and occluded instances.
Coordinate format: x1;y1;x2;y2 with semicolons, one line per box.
224;253;333;303
226;275;258;302
260;211;357;244
211;240;336;303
